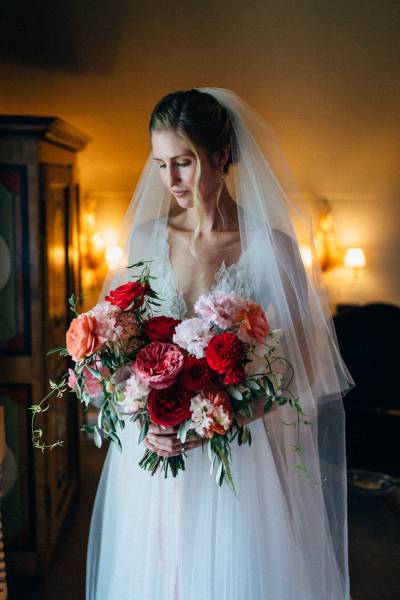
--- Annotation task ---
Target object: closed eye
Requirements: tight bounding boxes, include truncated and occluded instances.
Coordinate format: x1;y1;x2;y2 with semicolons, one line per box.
158;161;191;169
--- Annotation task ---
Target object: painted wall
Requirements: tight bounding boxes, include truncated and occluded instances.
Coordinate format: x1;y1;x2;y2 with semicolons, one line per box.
1;0;399;306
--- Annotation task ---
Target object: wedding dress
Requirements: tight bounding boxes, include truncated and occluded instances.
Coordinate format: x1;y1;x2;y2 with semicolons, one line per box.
86;87;353;599
87;219;346;600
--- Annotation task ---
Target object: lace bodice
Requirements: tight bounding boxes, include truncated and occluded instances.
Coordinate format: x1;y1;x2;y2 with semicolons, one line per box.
153;218;255;319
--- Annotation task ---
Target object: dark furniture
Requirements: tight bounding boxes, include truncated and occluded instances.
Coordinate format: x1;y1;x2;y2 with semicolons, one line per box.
0;116;89;575
334;303;400;478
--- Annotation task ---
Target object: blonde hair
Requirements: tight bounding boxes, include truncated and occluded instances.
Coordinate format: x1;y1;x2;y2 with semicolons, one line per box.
149;89;235;261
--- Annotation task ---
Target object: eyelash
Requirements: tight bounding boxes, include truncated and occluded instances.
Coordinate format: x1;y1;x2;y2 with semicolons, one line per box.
159;161;190;169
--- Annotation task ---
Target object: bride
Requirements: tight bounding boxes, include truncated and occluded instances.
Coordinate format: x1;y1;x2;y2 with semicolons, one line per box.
86;88;354;599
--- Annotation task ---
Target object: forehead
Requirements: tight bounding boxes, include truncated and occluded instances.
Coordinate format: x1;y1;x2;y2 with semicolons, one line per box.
151;129;194;160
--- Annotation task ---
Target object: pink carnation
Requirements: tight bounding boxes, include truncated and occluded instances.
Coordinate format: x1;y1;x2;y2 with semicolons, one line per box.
133;342;185;389
82;364;110;398
90;301;122;343
194;291;247;329
67;368;77;390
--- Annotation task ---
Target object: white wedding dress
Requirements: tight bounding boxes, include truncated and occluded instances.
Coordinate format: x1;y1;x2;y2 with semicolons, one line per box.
86;218;347;600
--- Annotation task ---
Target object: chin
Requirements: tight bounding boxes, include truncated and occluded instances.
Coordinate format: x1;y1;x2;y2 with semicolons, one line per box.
175;195;194;209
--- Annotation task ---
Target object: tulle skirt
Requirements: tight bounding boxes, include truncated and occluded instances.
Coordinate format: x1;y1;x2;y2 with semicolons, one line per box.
86;417;347;600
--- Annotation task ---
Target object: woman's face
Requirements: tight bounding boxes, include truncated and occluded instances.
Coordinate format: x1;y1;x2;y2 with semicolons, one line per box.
151;128;221;209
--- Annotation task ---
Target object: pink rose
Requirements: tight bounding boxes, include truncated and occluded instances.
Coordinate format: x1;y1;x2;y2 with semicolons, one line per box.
133;341;185;389
234;302;271;344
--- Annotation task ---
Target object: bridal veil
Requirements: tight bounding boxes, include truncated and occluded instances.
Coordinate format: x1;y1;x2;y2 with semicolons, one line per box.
97;87;354;598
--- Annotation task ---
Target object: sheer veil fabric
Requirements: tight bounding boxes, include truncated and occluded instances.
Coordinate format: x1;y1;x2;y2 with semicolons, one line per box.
87;88;354;599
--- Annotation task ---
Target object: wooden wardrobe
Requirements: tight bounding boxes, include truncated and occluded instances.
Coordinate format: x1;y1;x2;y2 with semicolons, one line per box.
0;116;90;575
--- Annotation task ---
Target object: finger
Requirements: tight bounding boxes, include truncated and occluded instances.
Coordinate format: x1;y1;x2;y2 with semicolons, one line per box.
148;423;178;435
143;438;158;452
149;438;183;453
147;432;182;449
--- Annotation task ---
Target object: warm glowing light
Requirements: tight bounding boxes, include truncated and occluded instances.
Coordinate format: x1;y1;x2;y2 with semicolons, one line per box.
49;244;65;268
300;244;313;269
105;245;123;270
92;232;105;252
344;248;366;269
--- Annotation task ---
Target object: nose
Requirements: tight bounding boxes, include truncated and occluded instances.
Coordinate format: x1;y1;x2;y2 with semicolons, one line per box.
165;165;180;188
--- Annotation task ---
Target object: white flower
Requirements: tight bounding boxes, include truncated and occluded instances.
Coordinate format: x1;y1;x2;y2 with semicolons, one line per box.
115;370;150;415
189;393;214;437
172;318;213;359
212;404;232;432
91;301;123;343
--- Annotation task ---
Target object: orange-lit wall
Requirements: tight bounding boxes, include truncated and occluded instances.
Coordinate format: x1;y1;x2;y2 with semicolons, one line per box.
1;1;399;306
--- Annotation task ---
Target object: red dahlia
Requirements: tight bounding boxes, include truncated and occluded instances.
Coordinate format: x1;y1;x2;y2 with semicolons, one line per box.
180;355;213;391
223;365;246;385
205;332;244;374
147;383;192;427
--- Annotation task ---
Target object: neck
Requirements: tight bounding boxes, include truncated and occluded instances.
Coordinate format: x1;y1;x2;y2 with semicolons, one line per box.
184;185;239;234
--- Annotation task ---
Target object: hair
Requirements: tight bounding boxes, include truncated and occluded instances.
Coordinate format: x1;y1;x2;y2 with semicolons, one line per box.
148;89;238;259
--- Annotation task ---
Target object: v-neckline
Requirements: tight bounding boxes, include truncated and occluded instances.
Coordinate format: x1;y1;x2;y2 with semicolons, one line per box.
161;217;248;316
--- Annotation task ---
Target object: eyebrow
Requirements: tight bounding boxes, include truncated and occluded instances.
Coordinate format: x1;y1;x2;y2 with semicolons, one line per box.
152;154;192;162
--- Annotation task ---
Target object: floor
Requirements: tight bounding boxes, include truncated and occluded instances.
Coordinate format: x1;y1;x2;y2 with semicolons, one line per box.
7;436;400;600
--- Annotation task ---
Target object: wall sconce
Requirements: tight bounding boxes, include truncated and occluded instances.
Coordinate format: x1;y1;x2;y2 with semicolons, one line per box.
81;199;123;290
344;247;366;279
314;199;343;271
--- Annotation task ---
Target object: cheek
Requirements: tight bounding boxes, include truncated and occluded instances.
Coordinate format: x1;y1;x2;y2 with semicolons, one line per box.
157;169;168;187
182;166;196;187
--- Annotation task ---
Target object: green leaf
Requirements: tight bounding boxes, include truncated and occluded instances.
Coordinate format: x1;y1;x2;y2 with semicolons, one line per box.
93;427;103;448
215;460;223;484
263;398;274;413
138;419;149;444
107;431;122;452
226;386;243;401
86;366;102;380
81;424;95;434
245;379;261;390
242;426;250;445
177;420;191;444
46;346;66;356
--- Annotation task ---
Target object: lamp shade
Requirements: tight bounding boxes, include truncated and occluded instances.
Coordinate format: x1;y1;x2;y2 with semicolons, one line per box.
344;247;366;269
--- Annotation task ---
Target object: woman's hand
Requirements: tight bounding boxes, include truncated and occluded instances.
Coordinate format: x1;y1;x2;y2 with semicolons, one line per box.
141;422;205;458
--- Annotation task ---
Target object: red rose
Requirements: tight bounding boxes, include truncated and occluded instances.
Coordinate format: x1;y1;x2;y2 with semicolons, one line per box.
144;316;181;343
180;355;213;391
133;341;185;389
223;365;246;385
147;383;192;427
205;332;244;374
105;281;149;311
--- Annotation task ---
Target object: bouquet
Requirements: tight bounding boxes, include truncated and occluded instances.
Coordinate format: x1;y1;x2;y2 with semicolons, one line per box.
31;261;309;490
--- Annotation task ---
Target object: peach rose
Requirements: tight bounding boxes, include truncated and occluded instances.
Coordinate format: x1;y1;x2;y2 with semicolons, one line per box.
66;314;102;362
235;302;270;344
